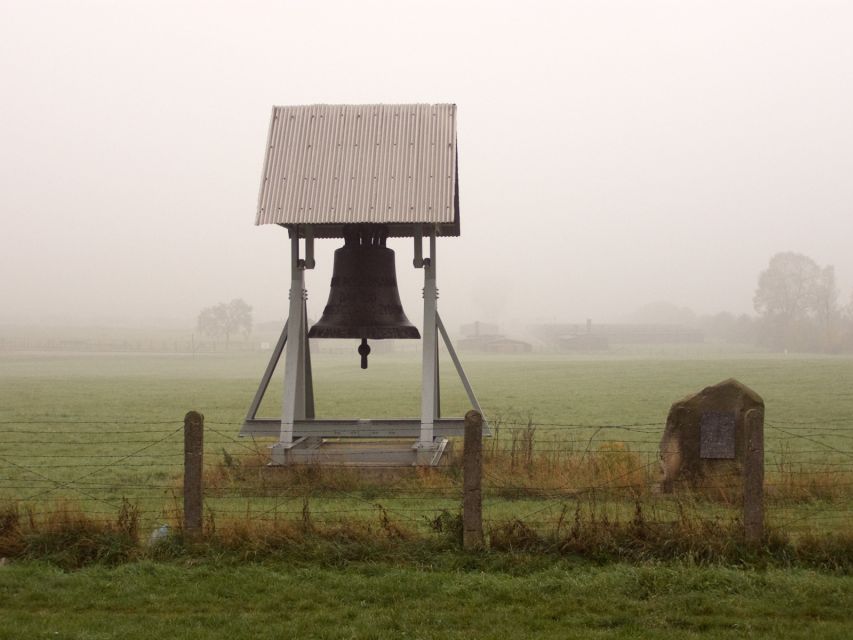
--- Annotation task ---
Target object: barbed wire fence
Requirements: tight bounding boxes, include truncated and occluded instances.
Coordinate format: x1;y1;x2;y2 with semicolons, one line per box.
1;412;851;549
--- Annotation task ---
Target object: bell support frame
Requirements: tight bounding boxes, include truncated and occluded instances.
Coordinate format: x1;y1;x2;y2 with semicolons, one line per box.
241;224;487;466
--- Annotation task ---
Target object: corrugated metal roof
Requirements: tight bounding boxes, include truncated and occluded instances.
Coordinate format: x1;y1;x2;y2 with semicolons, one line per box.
256;104;459;237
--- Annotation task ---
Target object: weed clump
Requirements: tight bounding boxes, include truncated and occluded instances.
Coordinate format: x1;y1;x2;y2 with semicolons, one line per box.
428;509;463;547
0;499;140;568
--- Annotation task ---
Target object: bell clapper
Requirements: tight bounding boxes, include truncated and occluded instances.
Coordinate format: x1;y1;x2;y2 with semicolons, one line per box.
358;338;371;369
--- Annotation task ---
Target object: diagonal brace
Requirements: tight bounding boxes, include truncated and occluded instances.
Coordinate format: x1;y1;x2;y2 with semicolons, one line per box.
436;312;490;435
245;319;288;421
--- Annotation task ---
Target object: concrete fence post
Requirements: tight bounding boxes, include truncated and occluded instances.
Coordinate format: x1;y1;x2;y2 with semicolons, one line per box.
183;410;204;539
463;409;484;550
743;407;765;543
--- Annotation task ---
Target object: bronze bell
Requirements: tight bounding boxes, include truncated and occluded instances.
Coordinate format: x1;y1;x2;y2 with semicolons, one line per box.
308;226;420;368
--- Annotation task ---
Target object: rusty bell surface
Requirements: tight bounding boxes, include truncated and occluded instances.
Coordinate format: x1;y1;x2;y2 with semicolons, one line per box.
308;227;420;368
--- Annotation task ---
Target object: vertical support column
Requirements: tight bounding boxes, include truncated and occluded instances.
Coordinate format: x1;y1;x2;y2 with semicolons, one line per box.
420;231;438;446
413;226;424;267
293;290;307;422
435;332;441;419
279;232;307;446
463;409;484;550
183;410;204;539
303;302;315;419
744;407;765;543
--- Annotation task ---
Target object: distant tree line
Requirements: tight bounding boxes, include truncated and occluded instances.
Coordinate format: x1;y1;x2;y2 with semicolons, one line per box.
532;251;853;354
752;252;852;353
196;256;853;355
691;252;853;353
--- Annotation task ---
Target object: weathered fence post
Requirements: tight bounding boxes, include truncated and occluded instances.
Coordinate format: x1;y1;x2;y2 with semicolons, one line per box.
743;407;764;543
463;409;484;550
183;410;204;539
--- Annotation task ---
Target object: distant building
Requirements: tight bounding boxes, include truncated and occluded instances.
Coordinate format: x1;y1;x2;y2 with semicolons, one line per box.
457;335;533;353
558;333;609;351
457;321;532;353
532;320;704;351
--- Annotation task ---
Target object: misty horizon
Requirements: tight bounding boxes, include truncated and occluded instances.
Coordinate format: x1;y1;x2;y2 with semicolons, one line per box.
2;1;852;335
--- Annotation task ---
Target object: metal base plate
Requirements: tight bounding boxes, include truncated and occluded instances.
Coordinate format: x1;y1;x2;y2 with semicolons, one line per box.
268;436;451;467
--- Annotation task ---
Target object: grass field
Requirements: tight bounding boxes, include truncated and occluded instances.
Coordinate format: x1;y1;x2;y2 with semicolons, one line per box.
1;347;852;638
1;347;851;534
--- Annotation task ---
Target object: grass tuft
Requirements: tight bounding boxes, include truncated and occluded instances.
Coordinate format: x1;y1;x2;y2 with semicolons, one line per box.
0;499;140;568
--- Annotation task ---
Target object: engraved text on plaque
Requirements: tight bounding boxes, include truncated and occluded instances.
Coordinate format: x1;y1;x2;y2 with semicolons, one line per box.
699;411;736;459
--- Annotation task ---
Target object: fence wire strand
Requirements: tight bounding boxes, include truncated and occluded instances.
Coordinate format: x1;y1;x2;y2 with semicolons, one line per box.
0;415;849;541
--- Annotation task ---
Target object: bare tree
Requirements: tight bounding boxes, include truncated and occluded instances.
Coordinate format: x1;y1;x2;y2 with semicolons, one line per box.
197;299;253;348
753;252;840;352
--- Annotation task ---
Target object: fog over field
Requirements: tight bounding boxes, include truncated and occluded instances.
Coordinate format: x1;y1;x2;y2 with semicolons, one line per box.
1;0;852;333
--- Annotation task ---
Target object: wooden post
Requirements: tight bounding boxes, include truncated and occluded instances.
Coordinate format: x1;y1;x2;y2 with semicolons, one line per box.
463;409;484;550
743;407;764;543
183;410;204;539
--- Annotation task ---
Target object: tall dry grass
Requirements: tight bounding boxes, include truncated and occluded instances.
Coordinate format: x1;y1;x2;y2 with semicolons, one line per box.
202;416;851;504
3;495;849;571
0;499;140;567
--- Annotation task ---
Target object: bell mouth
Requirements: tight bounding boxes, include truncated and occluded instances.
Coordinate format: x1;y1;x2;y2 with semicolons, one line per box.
308;325;420;340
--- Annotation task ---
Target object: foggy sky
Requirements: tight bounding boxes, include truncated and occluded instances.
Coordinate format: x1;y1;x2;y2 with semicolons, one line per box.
1;0;852;332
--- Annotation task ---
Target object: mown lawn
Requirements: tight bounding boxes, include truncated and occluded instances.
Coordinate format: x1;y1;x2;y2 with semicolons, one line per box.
0;559;851;639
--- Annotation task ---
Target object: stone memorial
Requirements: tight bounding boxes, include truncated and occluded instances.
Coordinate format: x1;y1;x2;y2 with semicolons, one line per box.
659;378;764;492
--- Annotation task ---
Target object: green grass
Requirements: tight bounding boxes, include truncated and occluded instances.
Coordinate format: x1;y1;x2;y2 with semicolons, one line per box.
0;559;851;639
1;349;852;637
0;349;851;537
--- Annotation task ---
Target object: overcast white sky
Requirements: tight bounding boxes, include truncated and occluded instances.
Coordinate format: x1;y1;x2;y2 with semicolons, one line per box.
1;0;851;331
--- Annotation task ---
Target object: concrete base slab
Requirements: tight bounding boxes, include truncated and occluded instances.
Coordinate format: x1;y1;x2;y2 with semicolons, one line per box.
268;437;452;467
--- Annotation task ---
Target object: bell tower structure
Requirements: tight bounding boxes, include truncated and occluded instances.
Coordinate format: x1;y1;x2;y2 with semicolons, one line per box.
240;104;486;466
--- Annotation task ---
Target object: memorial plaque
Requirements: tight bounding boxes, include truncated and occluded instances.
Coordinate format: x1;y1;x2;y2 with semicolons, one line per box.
660;379;763;490
699;411;736;459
